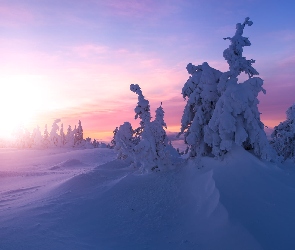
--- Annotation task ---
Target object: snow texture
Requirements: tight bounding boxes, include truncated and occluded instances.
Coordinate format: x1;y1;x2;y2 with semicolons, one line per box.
1;146;295;249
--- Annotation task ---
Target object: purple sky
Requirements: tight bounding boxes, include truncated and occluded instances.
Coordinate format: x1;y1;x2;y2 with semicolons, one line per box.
0;0;294;140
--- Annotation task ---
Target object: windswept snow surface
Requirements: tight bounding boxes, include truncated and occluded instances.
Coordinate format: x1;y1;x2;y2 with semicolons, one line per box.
0;147;295;249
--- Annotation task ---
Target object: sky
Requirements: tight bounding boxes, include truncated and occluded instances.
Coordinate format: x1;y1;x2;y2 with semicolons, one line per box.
0;0;294;141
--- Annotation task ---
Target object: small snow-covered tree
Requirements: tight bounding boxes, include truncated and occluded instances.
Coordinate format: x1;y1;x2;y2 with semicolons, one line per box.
65;125;75;147
43;124;50;148
14;126;27;148
23;129;32;148
179;62;222;157
31;126;43;148
92;139;99;148
110;127;118;149
84;137;94;149
49;119;60;147
204;18;274;161
115;122;137;160
271;104;295;161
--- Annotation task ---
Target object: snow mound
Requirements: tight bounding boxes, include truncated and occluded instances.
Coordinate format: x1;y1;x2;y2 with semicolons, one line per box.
49;159;88;170
212;146;295;250
1;147;295;249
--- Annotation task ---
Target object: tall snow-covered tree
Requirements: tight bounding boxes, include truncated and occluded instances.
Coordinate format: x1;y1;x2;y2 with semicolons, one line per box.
49;119;60;147
179;62;222;157
130;84;151;129
203;18;274;161
75;120;84;147
115;84;179;172
271;104;295;161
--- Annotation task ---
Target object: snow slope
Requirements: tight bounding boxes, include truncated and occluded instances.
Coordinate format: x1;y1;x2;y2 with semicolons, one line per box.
0;147;295;249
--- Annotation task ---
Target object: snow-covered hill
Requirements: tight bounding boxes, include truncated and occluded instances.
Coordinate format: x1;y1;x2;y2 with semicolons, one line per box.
0;147;295;249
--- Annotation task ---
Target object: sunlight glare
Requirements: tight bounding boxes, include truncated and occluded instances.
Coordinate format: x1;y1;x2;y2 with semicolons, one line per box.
0;75;51;139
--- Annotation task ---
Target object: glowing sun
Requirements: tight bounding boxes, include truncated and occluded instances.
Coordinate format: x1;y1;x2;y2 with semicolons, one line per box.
0;75;51;139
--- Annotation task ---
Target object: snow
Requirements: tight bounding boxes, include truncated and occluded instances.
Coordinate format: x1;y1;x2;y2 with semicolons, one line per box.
271;103;295;161
115;84;179;172
1;147;295;249
179;18;274;161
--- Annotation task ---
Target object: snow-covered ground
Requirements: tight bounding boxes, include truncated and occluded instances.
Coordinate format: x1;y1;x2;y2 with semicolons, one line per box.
1;147;295;249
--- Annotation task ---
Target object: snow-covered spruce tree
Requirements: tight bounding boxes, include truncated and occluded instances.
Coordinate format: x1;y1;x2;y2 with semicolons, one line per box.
49;119;61;147
14;126;27;148
31;126;43;148
110;127;118;149
115;122;137;160
43;124;50;148
75;120;84;147
59;123;66;147
179;62;222;157
115;84;178;172
23;129;32;148
65;125;75;147
270;104;295;161
204;18;274;161
84;137;94;149
92;139;99;148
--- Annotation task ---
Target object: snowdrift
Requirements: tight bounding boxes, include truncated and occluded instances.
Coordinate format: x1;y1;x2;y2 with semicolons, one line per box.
0;147;295;249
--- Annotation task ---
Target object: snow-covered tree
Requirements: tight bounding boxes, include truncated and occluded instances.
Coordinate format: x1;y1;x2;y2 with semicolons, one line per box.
49;119;60;147
84;137;94;149
179;62;222;157
115;84;179;172
75;120;84;147
59;123;66;147
130;83;151;129
65;125;75;147
203;18;274;161
43;124;50;148
92;139;99;148
31;126;43;148
22;129;32;148
14;126;28;148
110;127;118;149
115;122;137;160
271;104;295;161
